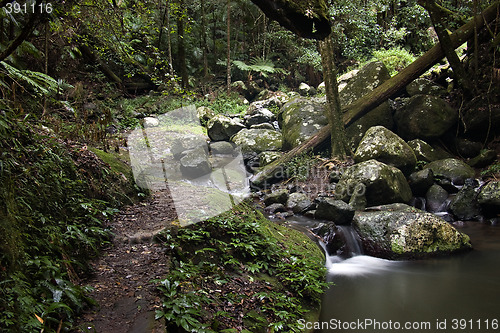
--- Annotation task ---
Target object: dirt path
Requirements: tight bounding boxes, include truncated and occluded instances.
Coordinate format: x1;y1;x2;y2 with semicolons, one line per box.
74;190;177;333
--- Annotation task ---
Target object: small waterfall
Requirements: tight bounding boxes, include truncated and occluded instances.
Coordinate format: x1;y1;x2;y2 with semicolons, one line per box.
336;225;363;257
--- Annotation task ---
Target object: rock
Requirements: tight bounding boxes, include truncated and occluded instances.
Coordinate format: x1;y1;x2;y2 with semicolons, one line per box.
406;78;446;96
171;135;209;160
424;158;475;184
407;139;447;162
259;151;283;166
209;141;236;155
143;117;160;128
336;160;412;206
354;126;417;175
340;62;393;150
299;82;313;96
246;93;290;113
197;106;216;124
286;192;312;213
450;180;482;220
314;197;354;225
317;82;326;94
311;222;343;254
251;123;275;130
408;168;435;196
459;102;500;134
478;181;500;207
179;147;212;179
353;205;471;259
280;97;328;149
349;191;367;211
263;189;289;206
264;203;287;214
468;149;497;168
425;184;449;213
454;138;483;158
394;95;458;140
207;114;245;141
231;128;282;154
337;69;359;91
245;113;271;127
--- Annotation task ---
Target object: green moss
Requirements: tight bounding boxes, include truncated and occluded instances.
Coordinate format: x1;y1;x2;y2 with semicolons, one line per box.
156;202;328;332
89;147;132;176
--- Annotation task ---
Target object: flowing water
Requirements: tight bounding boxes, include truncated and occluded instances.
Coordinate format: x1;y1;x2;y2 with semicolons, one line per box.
287;218;500;333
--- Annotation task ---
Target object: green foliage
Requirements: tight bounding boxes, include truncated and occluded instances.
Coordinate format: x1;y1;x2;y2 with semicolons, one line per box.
231;56;288;79
371;47;417;76
283;151;318;182
481;160;500;177
196;91;247;116
0;111;131;332
155;202;329;332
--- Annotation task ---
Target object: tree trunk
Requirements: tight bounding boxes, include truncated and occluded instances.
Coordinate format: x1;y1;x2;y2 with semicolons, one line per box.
79;44;123;86
226;0;231;91
251;1;500;188
166;0;174;74
419;0;472;93
177;0;188;88
201;0;209;78
319;34;348;159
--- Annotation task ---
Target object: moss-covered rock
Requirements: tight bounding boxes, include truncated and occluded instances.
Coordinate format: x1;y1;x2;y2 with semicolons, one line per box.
424;158;475;184
336;159;412;206
340;61;394;150
394;95;458;140
231;128;282;154
353;205;472;259
280;97;328;149
354;126;416;175
207;114;245;141
450;180;482;220
407;139;448;162
314;197;354;224
478;181;500;207
406;78;446;96
259;151;283;166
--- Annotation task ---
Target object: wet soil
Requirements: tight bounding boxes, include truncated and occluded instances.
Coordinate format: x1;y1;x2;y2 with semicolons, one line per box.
73;190;177;333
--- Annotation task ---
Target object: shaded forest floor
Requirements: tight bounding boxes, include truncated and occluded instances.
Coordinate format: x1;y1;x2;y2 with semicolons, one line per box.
74;190;177;333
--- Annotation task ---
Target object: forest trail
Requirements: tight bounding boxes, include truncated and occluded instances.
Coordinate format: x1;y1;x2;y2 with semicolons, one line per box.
74;190;177;333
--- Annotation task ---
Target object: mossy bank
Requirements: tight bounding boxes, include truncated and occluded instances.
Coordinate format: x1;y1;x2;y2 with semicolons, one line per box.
155;202;328;332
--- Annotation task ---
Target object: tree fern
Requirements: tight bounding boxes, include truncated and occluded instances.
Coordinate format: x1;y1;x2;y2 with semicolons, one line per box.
229;56;288;79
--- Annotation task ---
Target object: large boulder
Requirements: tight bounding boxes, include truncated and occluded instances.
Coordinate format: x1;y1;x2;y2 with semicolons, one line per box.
280;97;328;150
424;158;475;184
314;197;354;224
353;126;416;175
286;192;312;213
425;184;449;213
263;189;289;206
394;95;458;140
406;78;445;96
171;135;209;160
207;114;245;141
179;147;212;179
231;128;282;154
407;139;448;162
478;181;500;208
408;168;434;196
353;204;472;259
340;61;394;150
336;159;412;206
450;180;482;220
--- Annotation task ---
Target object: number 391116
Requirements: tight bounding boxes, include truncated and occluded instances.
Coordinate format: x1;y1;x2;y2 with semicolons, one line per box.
3;2;53;14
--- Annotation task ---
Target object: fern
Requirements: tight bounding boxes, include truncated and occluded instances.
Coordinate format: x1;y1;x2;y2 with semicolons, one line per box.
229;57;288;79
0;61;67;97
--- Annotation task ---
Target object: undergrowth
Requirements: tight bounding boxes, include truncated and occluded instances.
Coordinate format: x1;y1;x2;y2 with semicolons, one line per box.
0;111;138;332
155;202;329;332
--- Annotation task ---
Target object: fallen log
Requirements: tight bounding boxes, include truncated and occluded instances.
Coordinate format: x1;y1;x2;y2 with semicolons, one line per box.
250;1;500;188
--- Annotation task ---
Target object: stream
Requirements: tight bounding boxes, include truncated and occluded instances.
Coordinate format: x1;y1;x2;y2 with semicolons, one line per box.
287;218;500;333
